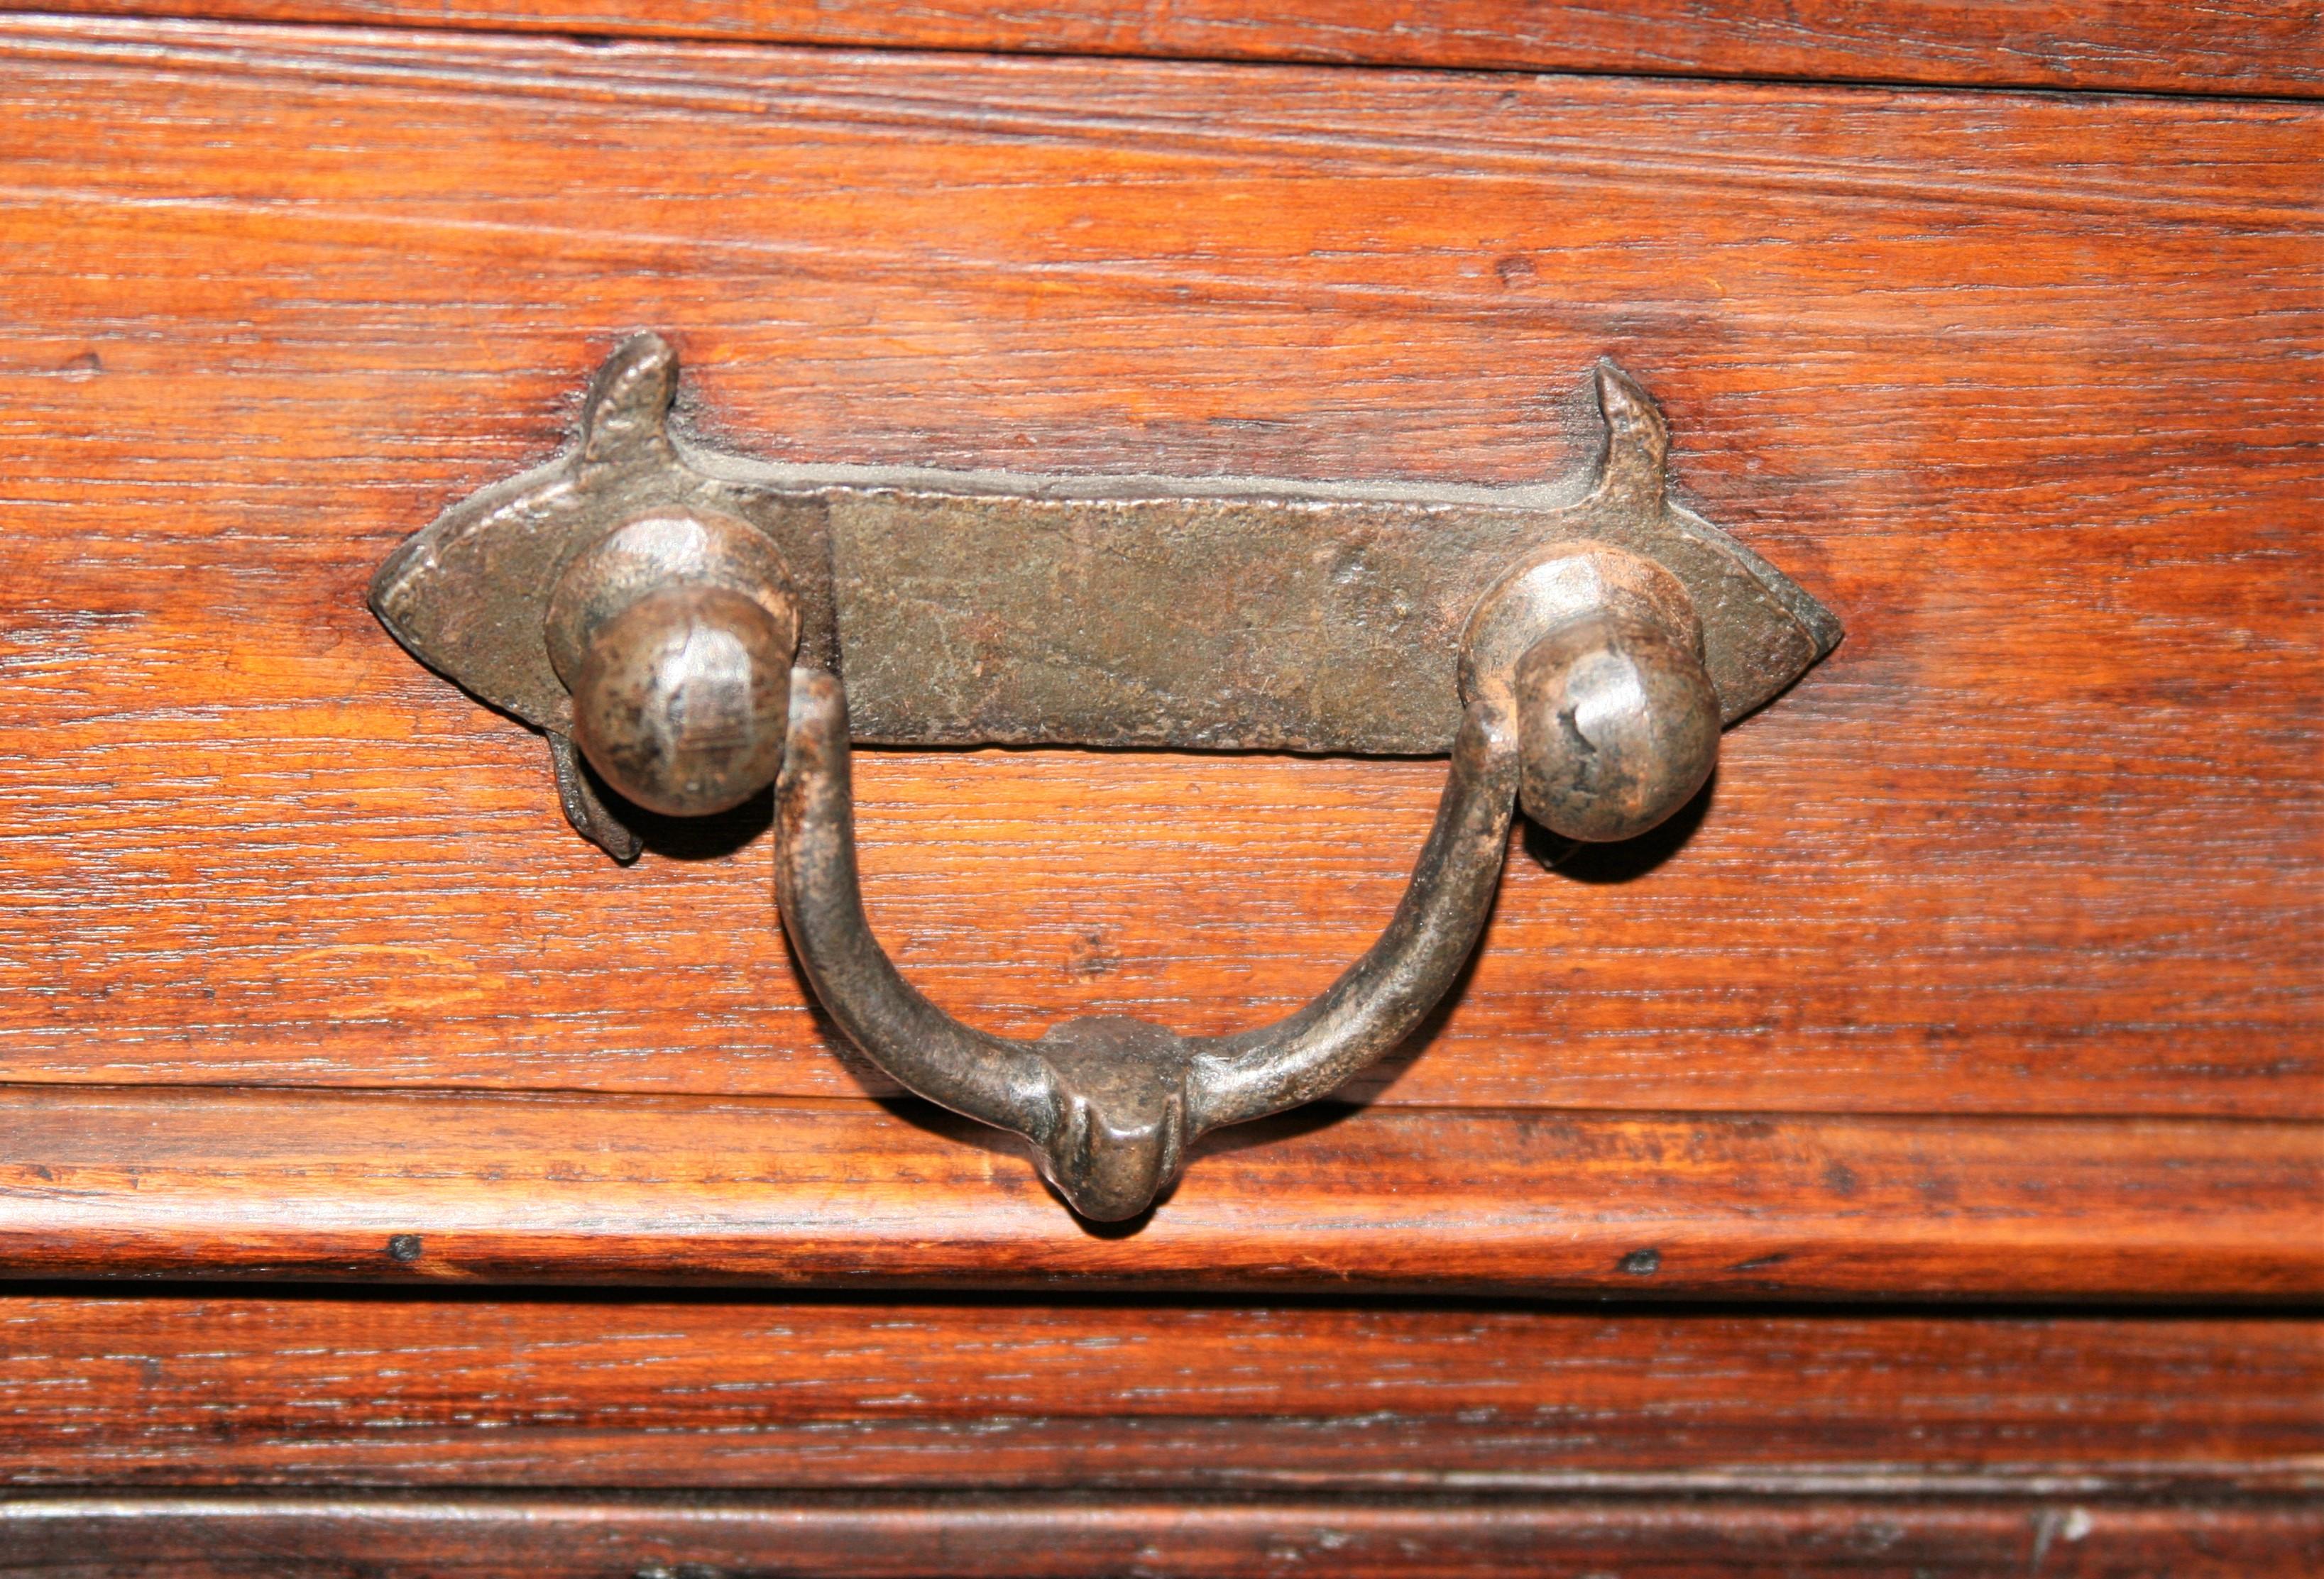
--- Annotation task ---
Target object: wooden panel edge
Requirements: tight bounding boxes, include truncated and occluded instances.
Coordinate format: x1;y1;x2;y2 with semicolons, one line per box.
21;2;2324;99
2;1492;2320;1578
6;1294;2316;1492
2;1086;2315;1296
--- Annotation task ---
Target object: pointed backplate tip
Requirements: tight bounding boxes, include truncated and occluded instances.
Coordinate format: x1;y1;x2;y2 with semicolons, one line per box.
579;331;681;466
1588;359;1671;507
363;335;720;737
1584;360;1841;679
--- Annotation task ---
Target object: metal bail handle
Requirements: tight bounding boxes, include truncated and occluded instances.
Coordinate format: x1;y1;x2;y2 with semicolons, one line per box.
368;335;1841;1218
775;669;1520;1221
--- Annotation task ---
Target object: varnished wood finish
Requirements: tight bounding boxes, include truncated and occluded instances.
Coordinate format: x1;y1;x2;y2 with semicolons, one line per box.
0;9;2317;1565
5;1294;2315;1490
33;1;2324;97
0;20;2315;1136
4;1494;2320;1577
3;1089;2315;1294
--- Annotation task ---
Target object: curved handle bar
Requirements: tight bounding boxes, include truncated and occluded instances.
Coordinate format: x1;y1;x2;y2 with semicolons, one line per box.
775;667;1520;1220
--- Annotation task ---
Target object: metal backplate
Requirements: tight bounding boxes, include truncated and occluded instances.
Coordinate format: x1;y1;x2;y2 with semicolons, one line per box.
373;335;1839;759
826;482;1827;753
368;339;842;743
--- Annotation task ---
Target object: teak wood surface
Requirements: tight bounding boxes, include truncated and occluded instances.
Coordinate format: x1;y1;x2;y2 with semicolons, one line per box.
4;1088;2318;1294
5;1294;2319;1573
0;6;2320;1572
35;0;2324;97
1;21;2318;1118
0;15;2317;1297
7;1294;2317;1492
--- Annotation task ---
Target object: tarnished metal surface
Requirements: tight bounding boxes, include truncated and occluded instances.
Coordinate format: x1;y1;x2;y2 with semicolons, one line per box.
373;335;1838;765
776;535;1729;1216
367;334;1846;1216
1464;548;1720;842
367;336;840;744
819;362;1837;749
775;668;1522;1220
548;512;802;819
546;733;642;864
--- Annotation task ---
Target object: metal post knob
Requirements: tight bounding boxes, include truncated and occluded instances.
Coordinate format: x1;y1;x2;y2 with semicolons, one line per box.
569;583;794;818
545;511;801;818
1512;608;1720;842
1462;544;1718;843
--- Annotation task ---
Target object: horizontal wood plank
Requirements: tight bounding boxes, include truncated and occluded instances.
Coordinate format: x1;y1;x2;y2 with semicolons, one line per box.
1;1088;2315;1294
28;1;2324;97
0;21;2315;1127
4;1293;2316;1490
2;23;2316;1548
2;1493;2318;1577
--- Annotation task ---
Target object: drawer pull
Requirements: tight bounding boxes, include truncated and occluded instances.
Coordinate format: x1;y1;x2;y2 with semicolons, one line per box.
371;335;1839;1217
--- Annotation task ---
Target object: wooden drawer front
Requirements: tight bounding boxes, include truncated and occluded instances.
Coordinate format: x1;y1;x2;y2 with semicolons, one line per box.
2;20;2313;1113
0;16;2315;1288
6;1495;2318;1578
9;1296;2318;1492
0;14;2316;1573
3;1294;2319;1575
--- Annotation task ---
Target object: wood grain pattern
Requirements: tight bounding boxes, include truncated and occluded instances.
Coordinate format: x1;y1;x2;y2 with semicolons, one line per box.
0;18;2316;1552
6;1293;2316;1490
0;20;2316;1128
4;1493;2320;1577
31;0;2324;97
3;1088;2315;1293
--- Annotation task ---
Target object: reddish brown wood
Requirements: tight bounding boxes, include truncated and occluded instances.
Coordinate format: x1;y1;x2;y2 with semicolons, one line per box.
2;1493;2318;1577
28;1;2324;97
1;1088;2315;1294
0;18;2313;1563
4;1294;2316;1490
0;20;2315;1131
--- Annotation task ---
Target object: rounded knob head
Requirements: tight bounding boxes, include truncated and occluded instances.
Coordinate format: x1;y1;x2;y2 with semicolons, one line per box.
570;583;793;818
1513;610;1720;842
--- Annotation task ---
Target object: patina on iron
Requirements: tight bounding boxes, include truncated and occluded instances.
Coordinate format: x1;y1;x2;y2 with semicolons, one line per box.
368;333;1842;1218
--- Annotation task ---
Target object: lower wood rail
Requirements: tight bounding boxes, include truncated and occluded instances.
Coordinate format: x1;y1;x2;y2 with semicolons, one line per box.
4;1291;2317;1571
5;1294;2315;1492
2;1086;2315;1295
2;1493;2319;1578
